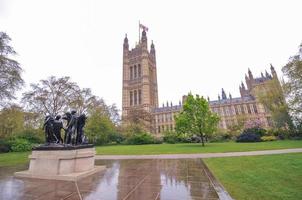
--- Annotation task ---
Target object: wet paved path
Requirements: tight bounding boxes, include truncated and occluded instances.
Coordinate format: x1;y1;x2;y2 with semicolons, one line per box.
0;159;231;200
95;148;302;160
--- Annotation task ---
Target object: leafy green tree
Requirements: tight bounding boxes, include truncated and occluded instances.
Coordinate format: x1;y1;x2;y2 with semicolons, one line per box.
282;43;302;126
0;105;24;138
175;93;220;146
0;32;24;106
85;107;116;144
257;78;293;130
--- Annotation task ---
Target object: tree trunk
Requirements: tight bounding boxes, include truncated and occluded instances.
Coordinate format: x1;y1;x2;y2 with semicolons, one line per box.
201;135;205;146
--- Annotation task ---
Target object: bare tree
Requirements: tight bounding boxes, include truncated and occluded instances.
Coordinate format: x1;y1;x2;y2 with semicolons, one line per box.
70;88;101;114
22;76;79;116
0;32;24;106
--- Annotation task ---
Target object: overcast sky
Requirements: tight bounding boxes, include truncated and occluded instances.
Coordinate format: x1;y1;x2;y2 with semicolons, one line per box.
1;0;302;110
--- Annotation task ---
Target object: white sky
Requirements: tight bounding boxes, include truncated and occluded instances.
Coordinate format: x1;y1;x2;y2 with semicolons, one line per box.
1;0;301;110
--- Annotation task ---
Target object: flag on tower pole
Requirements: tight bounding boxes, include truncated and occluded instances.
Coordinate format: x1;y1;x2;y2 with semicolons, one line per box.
139;23;149;31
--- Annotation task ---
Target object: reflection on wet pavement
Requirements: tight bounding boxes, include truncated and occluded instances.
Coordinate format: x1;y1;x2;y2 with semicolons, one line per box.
0;159;219;200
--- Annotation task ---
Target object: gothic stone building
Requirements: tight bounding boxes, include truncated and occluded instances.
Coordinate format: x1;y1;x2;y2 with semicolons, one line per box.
122;29;278;135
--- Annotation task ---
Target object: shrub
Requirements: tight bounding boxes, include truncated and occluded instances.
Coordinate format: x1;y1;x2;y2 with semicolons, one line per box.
16;129;44;144
191;135;202;143
125;132;157;145
266;128;289;140
0;140;11;153
236;133;261;142
209;132;233;142
108;132;126;144
10;138;32;152
163;131;178;144
261;136;277;142
163;131;190;143
242;127;266;137
153;137;163;144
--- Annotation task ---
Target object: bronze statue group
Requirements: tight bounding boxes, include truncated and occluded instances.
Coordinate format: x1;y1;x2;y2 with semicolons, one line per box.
43;111;88;146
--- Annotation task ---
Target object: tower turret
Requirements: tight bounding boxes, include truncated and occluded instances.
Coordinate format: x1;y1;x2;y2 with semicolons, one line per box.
123;34;129;50
248;68;254;80
221;88;227;100
245;73;251;90
270;64;277;78
150;40;156;62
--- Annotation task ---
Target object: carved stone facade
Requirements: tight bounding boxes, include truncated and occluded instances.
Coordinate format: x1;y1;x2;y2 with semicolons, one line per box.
122;29;278;135
122;30;158;131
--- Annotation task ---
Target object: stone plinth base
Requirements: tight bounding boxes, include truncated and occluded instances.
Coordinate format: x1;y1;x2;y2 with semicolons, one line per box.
14;146;105;181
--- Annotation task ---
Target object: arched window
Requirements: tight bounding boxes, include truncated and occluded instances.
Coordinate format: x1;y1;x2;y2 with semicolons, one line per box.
241;105;245;114
134;90;137;105
130;91;133;106
247;104;251;114
138;89;142;104
134;65;137;78
130;67;133;80
138;64;141;77
253;104;258;114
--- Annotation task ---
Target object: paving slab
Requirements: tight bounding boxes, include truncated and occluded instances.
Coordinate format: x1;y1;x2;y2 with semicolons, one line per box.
0;159;232;200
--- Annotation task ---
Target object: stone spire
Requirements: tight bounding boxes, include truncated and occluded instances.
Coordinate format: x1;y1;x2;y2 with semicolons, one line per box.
221;88;227;100
270;63;277;78
123;33;129;50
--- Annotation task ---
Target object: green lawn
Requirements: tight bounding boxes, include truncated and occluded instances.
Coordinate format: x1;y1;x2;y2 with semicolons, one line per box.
0;140;302;167
95;140;302;155
204;153;302;200
0;152;29;167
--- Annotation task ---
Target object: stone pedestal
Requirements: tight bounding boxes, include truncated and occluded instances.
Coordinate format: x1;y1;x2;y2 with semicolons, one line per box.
15;145;105;181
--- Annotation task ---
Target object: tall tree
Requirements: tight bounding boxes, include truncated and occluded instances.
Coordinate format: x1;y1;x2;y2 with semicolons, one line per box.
0;32;24;106
0;104;24;138
85;107;116;144
70;88;103;114
282;43;302;125
22;76;79;116
257;78;293;130
175;93;220;146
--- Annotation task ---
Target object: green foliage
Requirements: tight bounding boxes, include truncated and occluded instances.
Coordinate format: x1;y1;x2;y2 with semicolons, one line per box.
236;126;267;142
209;132;233;142
257;78;293;130
9;138;32;152
15;129;44;144
163;131;187;144
261;136;277;142
282;44;302;125
242;127;267;137
85;108;116;145
124;132;159;145
0;140;11;153
236;133;261;142
175;93;220;146
108;132;126;144
0;32;24;106
0;105;24;138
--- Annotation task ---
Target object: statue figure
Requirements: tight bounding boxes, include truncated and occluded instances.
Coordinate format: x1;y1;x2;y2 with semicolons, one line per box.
53;115;64;143
76;113;87;145
41;110;88;146
43;115;58;143
63;111;78;145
